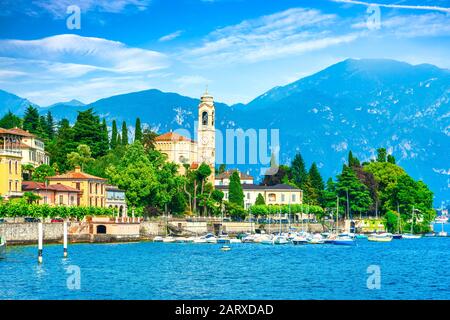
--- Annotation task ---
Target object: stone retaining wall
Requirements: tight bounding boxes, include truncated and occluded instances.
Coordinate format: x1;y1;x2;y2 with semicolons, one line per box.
0;223;64;245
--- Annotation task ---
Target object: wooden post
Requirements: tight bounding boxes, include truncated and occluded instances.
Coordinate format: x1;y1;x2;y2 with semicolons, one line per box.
63;221;68;258
38;222;43;264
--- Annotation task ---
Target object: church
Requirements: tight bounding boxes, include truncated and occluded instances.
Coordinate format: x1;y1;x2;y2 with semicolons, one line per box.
154;89;216;183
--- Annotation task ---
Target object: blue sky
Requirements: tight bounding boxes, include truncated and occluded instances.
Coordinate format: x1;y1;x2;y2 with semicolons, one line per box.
0;0;449;106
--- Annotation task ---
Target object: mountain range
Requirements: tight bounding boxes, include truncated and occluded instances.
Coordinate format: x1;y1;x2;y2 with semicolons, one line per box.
1;58;449;205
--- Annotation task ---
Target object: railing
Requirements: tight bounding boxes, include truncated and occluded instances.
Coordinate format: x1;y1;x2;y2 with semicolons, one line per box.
0;149;22;156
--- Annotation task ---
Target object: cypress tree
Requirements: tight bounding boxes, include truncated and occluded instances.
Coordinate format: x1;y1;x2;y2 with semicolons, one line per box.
111;120;118;149
291;153;307;189
72;108;104;158
121;121;128;145
255;193;265;205
45;111;55;140
134;118;142;142
229;171;244;208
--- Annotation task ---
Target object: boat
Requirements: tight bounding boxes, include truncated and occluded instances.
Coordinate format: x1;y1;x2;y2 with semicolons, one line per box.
292;235;308;245
273;235;289;245
260;235;274;245
438;221;447;237
368;233;393;242
221;245;231;251
424;232;436;237
392;234;403;239
0;236;6;257
162;236;176;243
175;237;188;243
153;236;163;242
333;235;356;246
229;238;242;244
402;233;422;239
217;234;231;244
355;234;368;239
308;234;325;244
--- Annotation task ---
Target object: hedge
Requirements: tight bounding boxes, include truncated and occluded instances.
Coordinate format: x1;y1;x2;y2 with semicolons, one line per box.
248;204;324;216
0;203;115;219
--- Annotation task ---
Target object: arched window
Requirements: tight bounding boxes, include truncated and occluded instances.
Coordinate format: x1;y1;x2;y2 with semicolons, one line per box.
8;160;12;174
211;111;215;126
202;111;208;126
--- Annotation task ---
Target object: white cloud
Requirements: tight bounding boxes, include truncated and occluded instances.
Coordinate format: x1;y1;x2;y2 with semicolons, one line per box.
332;0;450;13
0;34;169;105
159;30;183;42
182;8;360;65
32;0;152;18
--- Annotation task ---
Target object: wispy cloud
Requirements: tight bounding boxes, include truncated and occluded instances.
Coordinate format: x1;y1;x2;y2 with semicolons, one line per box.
332;0;450;13
174;75;210;88
158;30;183;42
1;0;152;18
182;8;360;65
0;34;169;105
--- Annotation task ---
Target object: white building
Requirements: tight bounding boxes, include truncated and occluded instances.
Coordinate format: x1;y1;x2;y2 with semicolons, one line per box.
9;127;49;167
215;169;254;186
216;183;303;209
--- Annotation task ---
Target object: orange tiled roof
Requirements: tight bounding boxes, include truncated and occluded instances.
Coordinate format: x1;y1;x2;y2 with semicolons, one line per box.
48;170;107;181
22;181;81;193
155;132;195;143
7;127;35;137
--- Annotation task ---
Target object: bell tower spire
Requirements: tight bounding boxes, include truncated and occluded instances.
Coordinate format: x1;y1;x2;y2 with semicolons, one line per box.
197;87;216;184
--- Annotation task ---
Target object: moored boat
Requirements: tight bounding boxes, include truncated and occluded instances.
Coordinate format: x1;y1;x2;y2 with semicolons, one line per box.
153;236;163;242
333;235;356;246
162;236;176;243
229;238;242;244
392;234;403;239
402;233;422;239
292;235;308;245
273;235;289;245
217;234;231;244
368;233;393;242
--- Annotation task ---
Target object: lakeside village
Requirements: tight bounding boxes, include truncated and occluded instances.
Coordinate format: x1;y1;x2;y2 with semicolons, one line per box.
0;90;448;253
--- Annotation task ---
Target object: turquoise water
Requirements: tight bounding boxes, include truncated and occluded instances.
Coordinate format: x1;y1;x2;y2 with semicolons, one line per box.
1;238;449;300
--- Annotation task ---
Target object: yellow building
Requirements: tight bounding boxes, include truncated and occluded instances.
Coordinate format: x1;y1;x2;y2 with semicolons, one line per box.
0;128;24;199
9;127;50;167
47;166;107;207
154;89;216;183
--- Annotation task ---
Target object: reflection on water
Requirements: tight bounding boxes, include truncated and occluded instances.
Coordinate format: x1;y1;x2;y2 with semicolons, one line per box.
1;239;450;300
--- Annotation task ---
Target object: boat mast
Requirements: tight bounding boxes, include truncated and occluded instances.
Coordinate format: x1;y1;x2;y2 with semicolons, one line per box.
411;205;414;234
336;196;339;235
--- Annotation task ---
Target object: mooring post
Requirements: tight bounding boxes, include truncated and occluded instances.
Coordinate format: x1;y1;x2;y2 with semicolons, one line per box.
38;222;43;264
63;221;68;258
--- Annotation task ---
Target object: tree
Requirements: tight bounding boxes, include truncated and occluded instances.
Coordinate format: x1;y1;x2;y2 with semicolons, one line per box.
110;120;118;149
348;150;360;167
22;164;35;181
99;119;109;155
228;171;244;208
23;191;41;204
262;164;290;186
376;148;387;162
32;164;56;182
72;108;106;157
22;106;40;134
255;193;265;205
121;121;128;145
336;165;373;217
217;164;226;175
45;111;55;140
106;142;158;208
142;128;158;150
0;111;22;129
308;162;324;205
67;144;95;170
291;153;308;189
134;118;142;142
48;119;76;172
387;154;396;164
322;178;337;211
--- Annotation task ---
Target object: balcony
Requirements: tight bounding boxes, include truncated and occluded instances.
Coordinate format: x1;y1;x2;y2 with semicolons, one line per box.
5;191;24;198
0;149;22;157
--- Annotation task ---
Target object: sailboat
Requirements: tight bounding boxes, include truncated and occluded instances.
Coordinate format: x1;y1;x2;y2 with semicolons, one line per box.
438;221;447;237
333;196;356;246
393;206;403;239
273;209;288;245
402;206;422;239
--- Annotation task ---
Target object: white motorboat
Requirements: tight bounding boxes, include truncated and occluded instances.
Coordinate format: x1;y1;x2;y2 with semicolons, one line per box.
368;233;393;242
402;233;422;239
260;235;274;245
162;236;176;243
153;236;163;242
438;231;448;237
217;235;231;244
333;235;356;246
229;238;242;244
273;235;289;245
308;234;325;244
175;237;188;243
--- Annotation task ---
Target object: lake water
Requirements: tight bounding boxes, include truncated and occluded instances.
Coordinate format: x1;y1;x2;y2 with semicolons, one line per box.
1;238;449;300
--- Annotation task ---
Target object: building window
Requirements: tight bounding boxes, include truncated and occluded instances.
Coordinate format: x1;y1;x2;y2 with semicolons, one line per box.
59;195;64;205
9;160;12;174
9;180;12;191
247;193;250;199
292;194;296;202
76;182;80;190
70;196;75;205
15;180;18;191
43;196;48;204
268;193;276;202
202;111;208;126
281;194;285;202
15;161;18;174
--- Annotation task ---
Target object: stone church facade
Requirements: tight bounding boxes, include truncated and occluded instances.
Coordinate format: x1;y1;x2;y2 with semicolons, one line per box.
154;89;216;183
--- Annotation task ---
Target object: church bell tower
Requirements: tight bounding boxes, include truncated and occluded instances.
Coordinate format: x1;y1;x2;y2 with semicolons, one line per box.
197;88;216;183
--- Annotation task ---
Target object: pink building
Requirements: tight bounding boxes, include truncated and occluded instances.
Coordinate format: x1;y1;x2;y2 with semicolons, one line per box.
22;181;81;206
